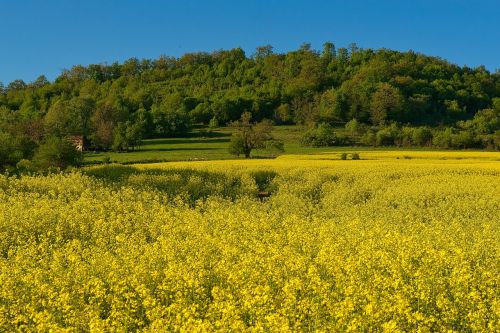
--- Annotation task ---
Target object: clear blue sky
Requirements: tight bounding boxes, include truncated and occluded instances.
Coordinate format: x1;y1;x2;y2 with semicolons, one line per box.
1;0;498;84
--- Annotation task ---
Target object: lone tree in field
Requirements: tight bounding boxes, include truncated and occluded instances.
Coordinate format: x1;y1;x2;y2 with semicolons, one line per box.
229;112;282;158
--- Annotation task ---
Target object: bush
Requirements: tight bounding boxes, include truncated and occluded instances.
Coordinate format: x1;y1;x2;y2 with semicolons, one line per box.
479;131;500;150
15;159;36;173
336;133;354;146
376;129;395;146
228;134;246;157
360;131;377;146
208;117;219;130
412;127;433;146
451;130;479;149
400;127;414;146
152;105;192;137
433;128;454;148
33;136;82;169
345;118;365;137
251;170;278;192
351;152;360;160
340;152;348;160
301;123;336;147
264;140;285;157
433;128;480;149
0;132;26;169
376;124;401;146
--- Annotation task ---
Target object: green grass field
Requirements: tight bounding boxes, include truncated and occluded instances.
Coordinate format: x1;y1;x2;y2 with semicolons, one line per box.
84;125;462;164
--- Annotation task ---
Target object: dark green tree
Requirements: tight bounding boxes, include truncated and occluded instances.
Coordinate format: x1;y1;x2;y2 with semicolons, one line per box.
370;83;404;125
33;136;82;169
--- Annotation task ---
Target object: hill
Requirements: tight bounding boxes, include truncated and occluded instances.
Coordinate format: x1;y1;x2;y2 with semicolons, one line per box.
1;43;499;170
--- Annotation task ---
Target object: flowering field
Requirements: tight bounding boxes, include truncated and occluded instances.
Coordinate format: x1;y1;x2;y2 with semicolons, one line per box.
1;152;499;332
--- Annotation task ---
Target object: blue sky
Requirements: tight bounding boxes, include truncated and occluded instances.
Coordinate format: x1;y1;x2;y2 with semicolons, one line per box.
0;0;498;84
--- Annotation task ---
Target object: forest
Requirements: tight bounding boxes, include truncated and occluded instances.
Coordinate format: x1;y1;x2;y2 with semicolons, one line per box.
1;42;499;170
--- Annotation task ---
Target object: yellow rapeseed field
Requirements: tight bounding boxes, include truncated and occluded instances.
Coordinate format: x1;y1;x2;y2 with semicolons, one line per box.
1;151;499;332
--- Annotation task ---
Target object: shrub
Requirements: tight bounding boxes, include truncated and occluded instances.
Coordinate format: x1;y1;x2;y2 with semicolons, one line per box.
251;170;278;193
376;124;401;146
335;133;354;146
451;130;479;149
340;152;348;160
302;123;336;147
360;131;376;146
228;134;246;157
479;131;500;150
15;159;36;173
33;136;82;169
400;127;414;146
208;117;219;130
433;128;454;148
412;127;433;146
433;128;480;149
0;132;29;169
264;140;285;157
345;118;365;137
376;129;394;146
351;152;360;160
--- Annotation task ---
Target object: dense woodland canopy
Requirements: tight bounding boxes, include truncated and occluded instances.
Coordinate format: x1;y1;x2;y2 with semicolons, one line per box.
1;42;499;169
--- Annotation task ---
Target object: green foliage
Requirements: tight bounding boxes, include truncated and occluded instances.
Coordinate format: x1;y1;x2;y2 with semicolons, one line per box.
302;123;337;147
360;130;377;146
370;83;405;125
112;121;143;151
375;124;401;146
0;42;499;157
44;97;93;137
228;112;274;158
251;170;278;192
301;122;353;147
345;118;364;137
228;134;246;157
274;103;293;124
264;139;285;157
0;132;35;170
208;117;219;130
15;159;36;173
411;127;433;146
458;107;499;134
432;128;455;148
33;136;82;169
480;131;500;150
431;128;481;149
152;93;192;137
451;130;480;149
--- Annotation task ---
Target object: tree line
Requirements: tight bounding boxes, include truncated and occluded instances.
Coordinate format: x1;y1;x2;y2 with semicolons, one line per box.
1;42;499;170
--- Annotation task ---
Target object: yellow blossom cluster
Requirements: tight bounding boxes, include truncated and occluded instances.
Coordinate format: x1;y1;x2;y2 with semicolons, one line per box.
0;152;499;332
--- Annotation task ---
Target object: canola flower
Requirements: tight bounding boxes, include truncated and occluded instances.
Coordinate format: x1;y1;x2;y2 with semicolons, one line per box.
0;151;499;332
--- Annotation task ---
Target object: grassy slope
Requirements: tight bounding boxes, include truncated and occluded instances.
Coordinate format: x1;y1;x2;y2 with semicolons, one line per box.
84;125;459;164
